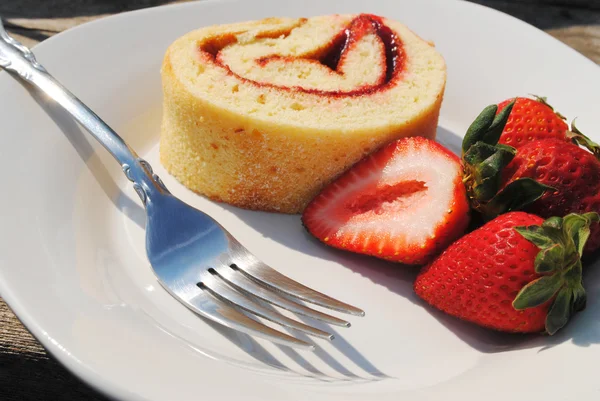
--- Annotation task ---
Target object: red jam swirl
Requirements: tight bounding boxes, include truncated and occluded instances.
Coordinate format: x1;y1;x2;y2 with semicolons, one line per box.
200;14;406;97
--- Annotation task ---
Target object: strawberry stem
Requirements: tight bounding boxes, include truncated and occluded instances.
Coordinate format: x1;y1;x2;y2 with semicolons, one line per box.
567;120;600;160
512;212;599;334
461;100;515;155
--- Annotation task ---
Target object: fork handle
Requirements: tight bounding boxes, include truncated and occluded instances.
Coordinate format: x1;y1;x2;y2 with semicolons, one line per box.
0;19;168;205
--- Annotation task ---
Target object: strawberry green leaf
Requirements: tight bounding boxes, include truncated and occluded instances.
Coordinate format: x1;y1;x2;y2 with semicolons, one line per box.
545;283;586;336
496;144;516;153
462;105;497;154
545;288;573;335
568;120;600;160
515;225;555;249
563;260;583;285
485;100;516;145
538;221;566;247
542;216;563;230
463;141;505;166
516;224;566;273
461;101;518;213
534;244;565;274
514;213;597;334
576;226;591;257
461;100;515;154
463;142;516;203
477;146;516;179
563;213;592;239
572;282;587;312
562;212;600;256
579;212;599;222
485;178;553;218
513;274;563;310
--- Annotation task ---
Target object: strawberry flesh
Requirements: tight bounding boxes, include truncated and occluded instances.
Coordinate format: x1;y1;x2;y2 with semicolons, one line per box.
302;136;470;265
347;180;427;214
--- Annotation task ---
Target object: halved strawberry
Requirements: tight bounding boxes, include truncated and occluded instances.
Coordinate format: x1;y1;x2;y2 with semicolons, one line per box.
302;136;470;265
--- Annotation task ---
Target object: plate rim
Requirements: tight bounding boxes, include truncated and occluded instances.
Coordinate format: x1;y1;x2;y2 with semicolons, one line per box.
0;0;599;400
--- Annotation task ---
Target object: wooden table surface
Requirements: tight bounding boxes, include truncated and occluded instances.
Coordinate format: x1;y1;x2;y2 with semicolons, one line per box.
1;1;599;400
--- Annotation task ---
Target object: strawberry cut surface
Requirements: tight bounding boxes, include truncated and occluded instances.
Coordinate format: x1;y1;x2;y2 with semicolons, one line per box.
302;136;470;265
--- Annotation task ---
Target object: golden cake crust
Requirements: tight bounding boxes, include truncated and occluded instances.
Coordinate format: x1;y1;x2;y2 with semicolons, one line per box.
160;14;446;213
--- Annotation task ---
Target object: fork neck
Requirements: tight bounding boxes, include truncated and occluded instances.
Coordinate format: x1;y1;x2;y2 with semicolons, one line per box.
121;151;171;206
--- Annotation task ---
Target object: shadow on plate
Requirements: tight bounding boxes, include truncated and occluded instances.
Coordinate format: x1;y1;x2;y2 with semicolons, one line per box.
193;303;391;381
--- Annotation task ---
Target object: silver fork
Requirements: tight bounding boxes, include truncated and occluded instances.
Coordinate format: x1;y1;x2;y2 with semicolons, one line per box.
0;19;364;350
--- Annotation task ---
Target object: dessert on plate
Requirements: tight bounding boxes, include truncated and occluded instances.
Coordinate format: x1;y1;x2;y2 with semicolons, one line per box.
159;11;600;337
160;13;446;213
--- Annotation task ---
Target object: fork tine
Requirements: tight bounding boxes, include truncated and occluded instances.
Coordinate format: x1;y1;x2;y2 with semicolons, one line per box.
185;287;314;350
201;274;334;340
213;264;351;327
231;254;365;316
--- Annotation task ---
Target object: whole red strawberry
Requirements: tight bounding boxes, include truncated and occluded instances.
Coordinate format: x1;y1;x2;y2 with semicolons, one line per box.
502;139;600;220
414;211;598;334
461;99;600;252
496;96;568;149
302;136;470;265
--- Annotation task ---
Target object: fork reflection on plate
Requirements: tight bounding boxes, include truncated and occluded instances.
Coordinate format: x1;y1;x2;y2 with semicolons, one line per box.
0;18;364;350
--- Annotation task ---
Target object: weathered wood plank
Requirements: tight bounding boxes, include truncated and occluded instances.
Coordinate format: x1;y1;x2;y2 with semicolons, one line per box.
469;0;600;29
548;24;600;63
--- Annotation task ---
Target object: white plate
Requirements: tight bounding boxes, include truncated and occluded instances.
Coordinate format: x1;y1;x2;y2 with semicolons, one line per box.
1;0;600;400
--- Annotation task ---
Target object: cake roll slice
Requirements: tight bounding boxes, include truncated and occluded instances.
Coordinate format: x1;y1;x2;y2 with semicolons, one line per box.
160;14;446;213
